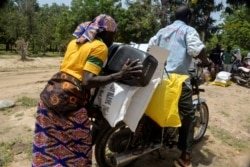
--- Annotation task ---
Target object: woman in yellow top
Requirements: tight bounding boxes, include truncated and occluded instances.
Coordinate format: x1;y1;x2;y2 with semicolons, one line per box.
32;14;142;167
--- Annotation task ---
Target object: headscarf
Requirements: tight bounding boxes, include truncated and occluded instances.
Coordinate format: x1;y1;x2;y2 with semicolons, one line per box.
73;14;117;44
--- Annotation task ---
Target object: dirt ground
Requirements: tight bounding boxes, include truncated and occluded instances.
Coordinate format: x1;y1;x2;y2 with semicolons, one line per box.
0;55;249;167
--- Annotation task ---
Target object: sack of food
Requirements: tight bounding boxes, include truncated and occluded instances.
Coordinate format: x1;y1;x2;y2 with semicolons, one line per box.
212;71;232;87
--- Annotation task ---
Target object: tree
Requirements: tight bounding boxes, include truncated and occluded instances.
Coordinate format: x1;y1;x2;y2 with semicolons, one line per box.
15;38;29;60
0;0;26;52
35;4;71;54
0;0;236;56
146;0;223;42
182;0;223;41
114;0;160;43
223;0;250;17
54;4;74;54
14;0;39;40
1;0;39;59
226;0;250;8
70;0;121;27
220;6;250;54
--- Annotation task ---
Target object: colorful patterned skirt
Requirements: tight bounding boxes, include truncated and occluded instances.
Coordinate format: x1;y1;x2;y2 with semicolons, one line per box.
32;101;92;167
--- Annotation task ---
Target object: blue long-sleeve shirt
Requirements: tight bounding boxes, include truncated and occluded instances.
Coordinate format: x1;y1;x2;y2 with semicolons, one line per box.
148;20;205;76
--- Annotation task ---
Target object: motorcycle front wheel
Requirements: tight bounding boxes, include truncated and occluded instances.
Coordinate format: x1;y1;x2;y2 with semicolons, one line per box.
236;71;245;85
193;102;209;143
94;121;132;167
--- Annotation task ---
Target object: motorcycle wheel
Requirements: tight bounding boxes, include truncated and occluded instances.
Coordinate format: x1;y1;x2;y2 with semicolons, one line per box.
236;72;244;85
236;79;244;85
94;121;132;167
193;102;209;143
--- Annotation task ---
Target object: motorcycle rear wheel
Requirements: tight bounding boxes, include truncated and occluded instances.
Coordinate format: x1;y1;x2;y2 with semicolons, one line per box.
193;102;209;143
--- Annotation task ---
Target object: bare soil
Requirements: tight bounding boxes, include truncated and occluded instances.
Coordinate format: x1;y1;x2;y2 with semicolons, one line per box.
0;55;249;167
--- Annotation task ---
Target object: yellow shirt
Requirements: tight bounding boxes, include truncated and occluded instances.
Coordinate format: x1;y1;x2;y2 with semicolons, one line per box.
60;39;108;81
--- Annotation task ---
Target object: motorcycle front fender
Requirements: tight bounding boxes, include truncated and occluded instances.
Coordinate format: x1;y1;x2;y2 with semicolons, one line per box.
238;67;250;73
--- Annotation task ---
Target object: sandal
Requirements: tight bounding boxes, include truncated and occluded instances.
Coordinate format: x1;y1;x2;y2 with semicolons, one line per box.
174;158;192;167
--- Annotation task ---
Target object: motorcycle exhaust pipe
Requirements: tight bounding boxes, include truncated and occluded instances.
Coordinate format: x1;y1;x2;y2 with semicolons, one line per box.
111;144;162;167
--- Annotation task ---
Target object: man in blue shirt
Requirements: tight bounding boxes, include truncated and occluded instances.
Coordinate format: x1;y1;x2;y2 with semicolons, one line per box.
148;5;211;167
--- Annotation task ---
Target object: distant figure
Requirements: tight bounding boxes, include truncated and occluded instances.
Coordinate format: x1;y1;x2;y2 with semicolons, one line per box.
243;52;250;68
221;46;236;73
209;43;223;79
231;48;242;74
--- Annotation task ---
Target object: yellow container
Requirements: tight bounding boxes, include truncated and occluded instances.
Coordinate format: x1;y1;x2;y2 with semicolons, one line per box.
145;74;188;127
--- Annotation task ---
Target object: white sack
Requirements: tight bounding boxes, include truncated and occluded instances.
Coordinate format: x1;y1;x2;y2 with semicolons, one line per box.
93;82;139;128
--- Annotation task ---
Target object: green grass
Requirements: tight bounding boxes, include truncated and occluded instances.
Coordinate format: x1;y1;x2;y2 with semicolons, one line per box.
14;112;24;118
0;50;63;58
209;126;249;150
0;104;14;113
0;141;14;167
17;96;38;107
0;51;16;56
246;117;250;123
23;126;32;132
0;138;32;167
220;111;230;117
29;52;63;58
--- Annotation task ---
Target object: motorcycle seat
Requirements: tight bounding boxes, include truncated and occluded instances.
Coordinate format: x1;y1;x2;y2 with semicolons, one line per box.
238;66;250;72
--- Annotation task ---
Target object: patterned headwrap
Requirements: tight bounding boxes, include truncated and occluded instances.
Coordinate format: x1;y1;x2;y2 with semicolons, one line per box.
73;14;117;44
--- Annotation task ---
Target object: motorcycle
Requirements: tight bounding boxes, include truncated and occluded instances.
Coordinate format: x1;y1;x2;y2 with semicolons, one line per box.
234;57;250;87
88;46;209;167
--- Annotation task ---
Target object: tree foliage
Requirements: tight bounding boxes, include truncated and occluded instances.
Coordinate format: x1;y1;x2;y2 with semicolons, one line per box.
36;4;71;54
219;6;250;55
0;0;250;58
114;0;161;43
226;0;250;8
140;0;224;42
190;0;223;41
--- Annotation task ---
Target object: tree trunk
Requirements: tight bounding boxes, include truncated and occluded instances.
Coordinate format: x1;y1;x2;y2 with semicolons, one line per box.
16;39;29;61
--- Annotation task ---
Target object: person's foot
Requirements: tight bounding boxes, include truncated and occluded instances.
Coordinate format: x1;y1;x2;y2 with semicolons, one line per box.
174;152;192;167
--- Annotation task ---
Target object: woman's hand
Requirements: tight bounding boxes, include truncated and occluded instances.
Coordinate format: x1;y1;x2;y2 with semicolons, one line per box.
118;59;143;80
82;58;143;89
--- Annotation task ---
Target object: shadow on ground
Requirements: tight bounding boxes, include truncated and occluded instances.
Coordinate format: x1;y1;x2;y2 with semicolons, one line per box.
126;134;216;167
